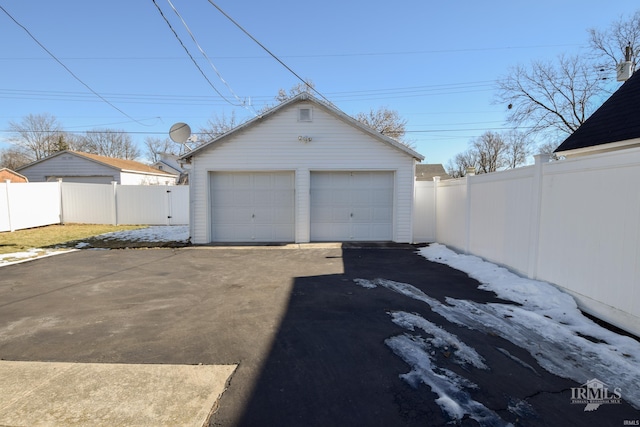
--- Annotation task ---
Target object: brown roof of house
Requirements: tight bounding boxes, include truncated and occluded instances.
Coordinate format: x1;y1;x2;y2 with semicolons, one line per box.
415;164;452;181
69;151;176;176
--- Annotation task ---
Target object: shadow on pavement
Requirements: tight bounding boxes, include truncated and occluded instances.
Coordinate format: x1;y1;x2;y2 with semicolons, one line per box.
229;246;639;427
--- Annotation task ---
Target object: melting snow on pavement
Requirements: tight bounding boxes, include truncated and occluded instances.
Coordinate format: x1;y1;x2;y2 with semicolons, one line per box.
354;243;640;424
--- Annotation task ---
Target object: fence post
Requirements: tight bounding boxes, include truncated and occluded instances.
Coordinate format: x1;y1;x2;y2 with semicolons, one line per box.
4;180;13;232
464;168;475;254
527;154;551;279
57;179;63;224
432;176;440;242
111;181;118;225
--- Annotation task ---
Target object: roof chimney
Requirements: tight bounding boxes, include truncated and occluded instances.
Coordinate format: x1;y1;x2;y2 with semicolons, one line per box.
617;43;634;82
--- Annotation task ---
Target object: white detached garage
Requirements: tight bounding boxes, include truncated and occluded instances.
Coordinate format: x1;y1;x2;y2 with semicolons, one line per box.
182;93;424;244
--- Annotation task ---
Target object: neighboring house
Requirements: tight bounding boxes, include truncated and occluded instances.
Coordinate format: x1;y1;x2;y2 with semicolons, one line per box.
152;153;188;184
0;168;28;183
18;151;177;185
555;69;640;158
181;93;424;244
415;164;452;181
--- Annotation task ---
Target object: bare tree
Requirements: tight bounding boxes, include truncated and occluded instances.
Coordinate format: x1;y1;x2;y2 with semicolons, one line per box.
536;141;561;159
144;137;181;163
446;130;535;177
0;146;32;169
446;150;478;178
589;10;640;72
471;131;507;173
497;54;607;138
354;107;410;146
82;130;140;160
7;113;64;161
275;80;315;103
503;130;535;169
198;111;240;143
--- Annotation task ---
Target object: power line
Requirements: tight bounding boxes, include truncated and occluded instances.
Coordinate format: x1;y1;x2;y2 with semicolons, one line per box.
151;0;240;107
0;5;149;126
164;0;256;115
204;0;333;106
0;43;587;61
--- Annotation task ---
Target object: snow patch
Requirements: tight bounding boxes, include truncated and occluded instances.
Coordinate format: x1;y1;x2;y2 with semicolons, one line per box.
389;311;487;370
95;225;189;242
386;334;509;426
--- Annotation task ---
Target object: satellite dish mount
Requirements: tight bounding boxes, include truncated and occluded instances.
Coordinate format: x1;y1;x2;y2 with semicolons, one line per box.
169;122;195;152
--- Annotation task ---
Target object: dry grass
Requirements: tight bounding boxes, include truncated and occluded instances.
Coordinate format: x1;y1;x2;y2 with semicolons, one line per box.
0;224;146;254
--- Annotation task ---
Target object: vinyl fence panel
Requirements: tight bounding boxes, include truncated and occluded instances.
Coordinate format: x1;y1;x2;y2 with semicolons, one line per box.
61;183;116;224
0;182;10;232
3;182;60;231
434;178;467;251
412;180;435;242
115;185;189;225
536;149;640;333
167;185;189;225
467;166;535;276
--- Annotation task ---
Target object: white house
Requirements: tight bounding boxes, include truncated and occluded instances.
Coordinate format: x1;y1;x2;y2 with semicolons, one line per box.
152;153;188;184
18;150;178;185
181;93;424;244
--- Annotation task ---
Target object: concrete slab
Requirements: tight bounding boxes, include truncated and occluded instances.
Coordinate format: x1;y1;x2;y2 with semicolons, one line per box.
0;361;236;427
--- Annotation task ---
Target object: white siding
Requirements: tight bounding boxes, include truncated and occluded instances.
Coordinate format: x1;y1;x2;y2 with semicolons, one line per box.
120;171;177;185
19;153;119;183
188;101;417;243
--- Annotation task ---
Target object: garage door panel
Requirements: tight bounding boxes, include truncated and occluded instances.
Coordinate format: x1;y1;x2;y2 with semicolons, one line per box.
210;172;294;242
310;171;393;241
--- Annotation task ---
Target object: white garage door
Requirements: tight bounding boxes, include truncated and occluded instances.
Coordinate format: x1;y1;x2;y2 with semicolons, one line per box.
310;171;394;241
210;172;295;242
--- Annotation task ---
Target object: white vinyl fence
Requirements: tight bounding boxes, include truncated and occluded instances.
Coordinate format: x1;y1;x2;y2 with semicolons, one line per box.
0;182;62;232
413;148;640;336
0;181;189;231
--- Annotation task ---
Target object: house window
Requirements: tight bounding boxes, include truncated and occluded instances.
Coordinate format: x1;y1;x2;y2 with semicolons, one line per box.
298;107;312;122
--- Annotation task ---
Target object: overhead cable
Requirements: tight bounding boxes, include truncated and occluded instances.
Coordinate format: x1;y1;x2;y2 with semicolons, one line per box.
165;0;256;115
151;0;240;107
0;5;150;126
204;0;333;105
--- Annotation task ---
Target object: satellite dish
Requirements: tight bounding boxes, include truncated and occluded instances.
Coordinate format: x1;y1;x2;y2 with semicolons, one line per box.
169;122;191;143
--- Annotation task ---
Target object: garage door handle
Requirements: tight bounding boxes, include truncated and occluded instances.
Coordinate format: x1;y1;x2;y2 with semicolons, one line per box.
350;213;353;217
252;214;255;218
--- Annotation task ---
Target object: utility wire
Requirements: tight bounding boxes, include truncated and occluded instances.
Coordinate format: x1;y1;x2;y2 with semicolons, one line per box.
0;5;150;126
165;0;257;115
204;0;333;106
151;0;240;107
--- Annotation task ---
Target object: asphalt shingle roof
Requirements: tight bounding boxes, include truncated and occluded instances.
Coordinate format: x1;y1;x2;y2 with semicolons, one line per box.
70;151;175;175
555;70;640;153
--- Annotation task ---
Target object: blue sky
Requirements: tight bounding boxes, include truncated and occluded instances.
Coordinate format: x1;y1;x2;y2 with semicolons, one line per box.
1;1;638;165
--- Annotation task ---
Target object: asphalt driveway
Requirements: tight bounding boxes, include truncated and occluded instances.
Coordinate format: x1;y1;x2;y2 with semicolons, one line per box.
0;246;637;426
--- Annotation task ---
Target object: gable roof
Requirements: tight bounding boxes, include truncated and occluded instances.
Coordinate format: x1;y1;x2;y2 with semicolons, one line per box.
415;164;451;181
555;70;640;155
182;93;425;161
0;168;28;182
18;151;176;176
